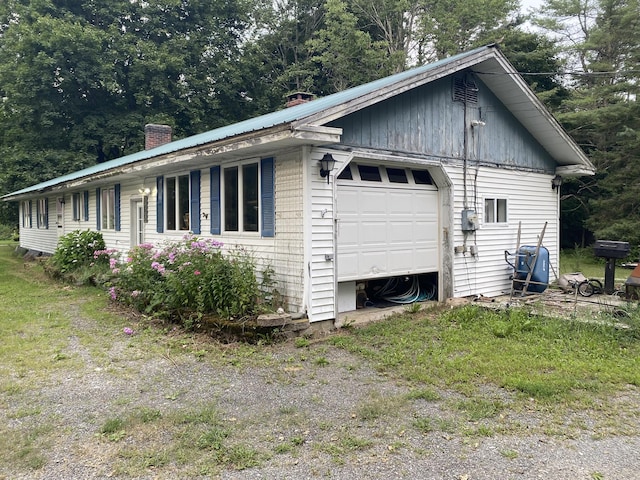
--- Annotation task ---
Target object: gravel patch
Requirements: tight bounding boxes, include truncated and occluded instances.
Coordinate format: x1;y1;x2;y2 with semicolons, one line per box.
1;308;639;480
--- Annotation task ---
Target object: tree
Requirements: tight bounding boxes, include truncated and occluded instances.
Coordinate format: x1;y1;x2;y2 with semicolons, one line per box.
535;0;640;245
416;0;520;60
306;0;394;94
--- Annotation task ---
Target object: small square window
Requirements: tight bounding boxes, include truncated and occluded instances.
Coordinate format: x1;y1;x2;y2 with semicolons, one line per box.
484;198;507;224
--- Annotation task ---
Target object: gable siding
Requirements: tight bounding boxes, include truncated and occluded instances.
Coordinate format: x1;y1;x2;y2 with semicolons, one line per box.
445;165;558;297
332;76;556;173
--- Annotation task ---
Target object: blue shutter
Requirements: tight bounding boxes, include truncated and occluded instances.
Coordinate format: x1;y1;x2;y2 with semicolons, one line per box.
28;200;32;228
36;200;40;228
44;198;49;229
156;176;164;233
210;166;221;235
83;191;89;221
260;157;275;237
114;184;121;231
190;170;201;234
96;188;101;230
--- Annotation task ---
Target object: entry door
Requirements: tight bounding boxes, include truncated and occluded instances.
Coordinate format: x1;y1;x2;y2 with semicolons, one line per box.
131;200;144;246
56;197;65;239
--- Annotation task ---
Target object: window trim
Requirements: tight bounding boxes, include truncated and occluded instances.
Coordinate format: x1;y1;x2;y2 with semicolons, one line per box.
484;197;508;225
36;198;48;229
22;200;32;228
72;193;81;221
222;159;260;234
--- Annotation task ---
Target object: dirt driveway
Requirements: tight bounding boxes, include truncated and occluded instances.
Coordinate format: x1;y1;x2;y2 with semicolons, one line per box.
2;297;640;480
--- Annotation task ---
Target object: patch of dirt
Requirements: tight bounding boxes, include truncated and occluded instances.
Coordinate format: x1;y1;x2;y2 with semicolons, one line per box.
1;302;639;480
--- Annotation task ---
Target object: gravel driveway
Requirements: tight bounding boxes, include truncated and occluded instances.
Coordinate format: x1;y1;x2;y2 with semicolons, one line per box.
2;303;639;480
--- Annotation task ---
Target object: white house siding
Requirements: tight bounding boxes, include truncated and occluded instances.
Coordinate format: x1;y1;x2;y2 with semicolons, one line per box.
307;149;353;322
18;195;59;254
445;165;558;298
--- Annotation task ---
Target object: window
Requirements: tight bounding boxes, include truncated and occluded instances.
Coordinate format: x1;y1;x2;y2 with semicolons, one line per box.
224;163;259;232
22;201;32;228
210;158;274;237
166;174;190;230
72;193;81;221
337;165;353;180
386;168;408;183
36;198;48;229
484;198;507;224
82;191;90;221
412;169;433;185
101;187;116;230
97;185;120;231
358;165;382;182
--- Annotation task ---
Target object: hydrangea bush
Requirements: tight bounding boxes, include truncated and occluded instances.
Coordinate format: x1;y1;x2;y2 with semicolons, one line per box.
106;236;272;324
49;230;108;276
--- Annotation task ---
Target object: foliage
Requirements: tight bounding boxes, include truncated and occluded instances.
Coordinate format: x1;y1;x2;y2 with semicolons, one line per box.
535;0;640;245
107;236;269;324
48;230;107;277
331;304;640;403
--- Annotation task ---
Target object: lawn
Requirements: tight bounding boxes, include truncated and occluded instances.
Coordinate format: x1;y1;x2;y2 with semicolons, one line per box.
1;242;640;477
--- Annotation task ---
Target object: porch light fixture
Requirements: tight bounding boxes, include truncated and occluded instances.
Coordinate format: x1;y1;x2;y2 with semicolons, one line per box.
551;175;563;190
319;153;336;184
138;187;151;195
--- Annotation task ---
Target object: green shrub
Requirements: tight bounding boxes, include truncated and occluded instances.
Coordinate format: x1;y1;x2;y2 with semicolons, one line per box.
48;230;107;277
108;236;271;324
0;223;17;241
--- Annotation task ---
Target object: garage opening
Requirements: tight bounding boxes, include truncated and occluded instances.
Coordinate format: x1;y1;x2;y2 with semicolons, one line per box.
338;273;438;312
336;162;441;312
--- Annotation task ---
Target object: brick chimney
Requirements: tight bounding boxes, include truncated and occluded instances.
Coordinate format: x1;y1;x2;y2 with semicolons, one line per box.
144;124;172;150
285;92;314;108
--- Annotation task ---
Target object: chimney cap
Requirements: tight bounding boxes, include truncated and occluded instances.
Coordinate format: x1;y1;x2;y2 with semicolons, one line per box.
285;92;315;107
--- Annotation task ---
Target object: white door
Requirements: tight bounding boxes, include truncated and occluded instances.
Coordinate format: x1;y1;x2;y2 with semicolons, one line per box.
337;164;440;282
56;197;65;239
131;200;144;246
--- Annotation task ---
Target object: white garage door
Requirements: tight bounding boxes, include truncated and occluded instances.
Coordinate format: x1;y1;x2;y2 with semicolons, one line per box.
337;164;439;282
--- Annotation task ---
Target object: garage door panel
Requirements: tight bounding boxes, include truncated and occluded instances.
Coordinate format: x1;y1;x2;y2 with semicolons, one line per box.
337;181;439;281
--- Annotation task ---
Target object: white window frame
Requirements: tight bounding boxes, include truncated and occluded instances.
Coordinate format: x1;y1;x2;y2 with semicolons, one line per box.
101;187;116;230
484;197;508;224
165;173;191;231
37;198;47;229
22;201;31;228
72;193;81;221
222;160;260;234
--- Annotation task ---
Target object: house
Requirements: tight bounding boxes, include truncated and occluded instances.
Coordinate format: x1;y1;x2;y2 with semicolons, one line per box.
2;45;594;326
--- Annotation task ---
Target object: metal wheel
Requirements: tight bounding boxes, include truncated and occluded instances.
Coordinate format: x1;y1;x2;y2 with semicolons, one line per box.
577;280;594;297
589;279;603;295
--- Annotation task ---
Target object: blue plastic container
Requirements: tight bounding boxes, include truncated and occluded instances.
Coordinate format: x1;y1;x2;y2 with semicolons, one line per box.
513;246;549;293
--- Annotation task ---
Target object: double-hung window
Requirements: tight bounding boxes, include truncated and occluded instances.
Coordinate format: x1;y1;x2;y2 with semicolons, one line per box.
102;187;116;229
484;198;507;224
209;157;274;237
166;174;190;231
72;193;81;221
96;185;121;231
223;163;259;232
22;201;32;228
36;198;48;229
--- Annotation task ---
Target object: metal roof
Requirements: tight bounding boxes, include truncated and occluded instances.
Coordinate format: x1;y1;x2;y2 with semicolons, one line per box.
2;45;593;200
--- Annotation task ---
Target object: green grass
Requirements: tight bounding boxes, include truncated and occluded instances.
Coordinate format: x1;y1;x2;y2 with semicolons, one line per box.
330;305;640;407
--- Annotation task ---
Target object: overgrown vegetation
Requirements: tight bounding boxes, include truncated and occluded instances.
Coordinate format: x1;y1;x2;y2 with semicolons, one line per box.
45;231;278;326
330;304;640;405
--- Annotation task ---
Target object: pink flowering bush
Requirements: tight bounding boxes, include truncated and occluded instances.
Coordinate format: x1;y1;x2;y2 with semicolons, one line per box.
107;236;267;324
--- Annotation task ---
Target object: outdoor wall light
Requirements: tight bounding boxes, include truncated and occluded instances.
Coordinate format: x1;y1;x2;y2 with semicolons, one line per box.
138;187;151;195
551;175;563;190
319;153;336;184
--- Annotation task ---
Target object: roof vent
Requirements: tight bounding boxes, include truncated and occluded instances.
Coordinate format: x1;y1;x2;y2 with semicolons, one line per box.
285;92;315;108
453;75;478;104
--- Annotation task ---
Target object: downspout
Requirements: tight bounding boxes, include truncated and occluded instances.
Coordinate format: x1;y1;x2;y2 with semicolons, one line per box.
333;173;340;328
